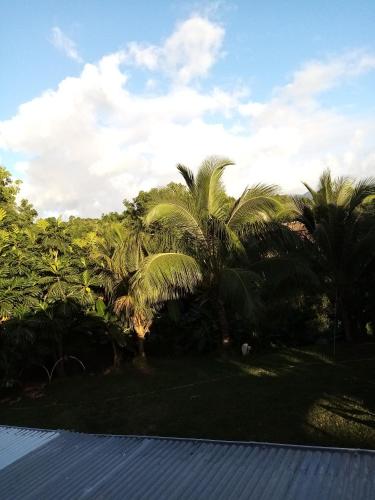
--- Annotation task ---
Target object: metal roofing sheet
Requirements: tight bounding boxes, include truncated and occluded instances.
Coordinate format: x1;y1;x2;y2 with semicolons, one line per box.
0;425;374;499
0;426;58;471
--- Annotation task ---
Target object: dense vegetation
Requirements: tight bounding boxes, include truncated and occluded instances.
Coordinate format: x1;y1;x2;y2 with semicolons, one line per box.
0;157;374;387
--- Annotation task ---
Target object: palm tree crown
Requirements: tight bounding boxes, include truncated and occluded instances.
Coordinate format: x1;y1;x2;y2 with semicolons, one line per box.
293;169;375;340
132;156;282;345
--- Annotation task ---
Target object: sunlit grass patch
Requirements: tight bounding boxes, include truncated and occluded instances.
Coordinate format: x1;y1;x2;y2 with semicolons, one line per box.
305;394;375;446
244;366;280;377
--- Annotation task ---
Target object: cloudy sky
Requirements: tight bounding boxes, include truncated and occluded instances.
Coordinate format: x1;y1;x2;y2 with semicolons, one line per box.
1;0;375;217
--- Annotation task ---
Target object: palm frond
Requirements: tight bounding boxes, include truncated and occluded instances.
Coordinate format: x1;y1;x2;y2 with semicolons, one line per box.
114;294;134;316
0;207;7;223
145;200;206;243
219;267;261;318
227;184;280;231
346;178;375;214
334;176;353;205
254;254;320;291
292;196;316;234
195;156;234;216
131;252;202;303
177;164;196;194
319;169;334;204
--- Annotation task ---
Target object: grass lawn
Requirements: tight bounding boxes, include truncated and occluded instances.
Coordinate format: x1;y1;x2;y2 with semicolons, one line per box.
1;343;374;449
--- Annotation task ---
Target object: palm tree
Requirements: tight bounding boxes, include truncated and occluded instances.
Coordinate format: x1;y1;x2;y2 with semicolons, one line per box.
293;169;375;341
93;222;156;359
131;156;282;347
114;294;153;358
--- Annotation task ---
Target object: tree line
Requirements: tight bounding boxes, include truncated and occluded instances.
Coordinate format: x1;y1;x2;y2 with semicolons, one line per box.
0;157;374;381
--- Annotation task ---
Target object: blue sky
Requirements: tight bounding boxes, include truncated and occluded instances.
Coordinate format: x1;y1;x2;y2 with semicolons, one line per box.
1;0;375;216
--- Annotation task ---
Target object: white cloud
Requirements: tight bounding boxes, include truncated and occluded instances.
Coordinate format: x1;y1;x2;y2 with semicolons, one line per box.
126;43;159;70
51;27;83;63
124;15;224;84
279;52;375;104
1;16;375;217
162;16;224;84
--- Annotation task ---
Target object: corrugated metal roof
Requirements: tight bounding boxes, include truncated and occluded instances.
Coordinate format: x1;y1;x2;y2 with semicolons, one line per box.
0;426;58;470
0;425;374;499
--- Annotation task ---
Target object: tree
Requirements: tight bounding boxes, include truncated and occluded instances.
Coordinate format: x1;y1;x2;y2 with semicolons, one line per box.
131;156;282;347
0;167;21;217
27;218;100;374
114;294;154;358
293;169;375;341
90;297;125;370
92;222;156;360
0;205;41;322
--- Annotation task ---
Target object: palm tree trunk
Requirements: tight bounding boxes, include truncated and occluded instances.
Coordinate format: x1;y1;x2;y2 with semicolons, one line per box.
340;297;353;342
111;340;122;370
56;336;65;377
333;290;338;357
217;299;231;348
137;337;146;358
134;325;147;358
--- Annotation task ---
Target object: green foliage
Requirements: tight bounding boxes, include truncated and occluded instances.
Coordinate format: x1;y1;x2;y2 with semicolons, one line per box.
293;169;375;341
0;162;374;382
134;156;285;346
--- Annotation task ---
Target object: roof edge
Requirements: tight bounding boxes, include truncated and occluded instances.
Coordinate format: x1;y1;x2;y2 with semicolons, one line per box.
1;424;374;454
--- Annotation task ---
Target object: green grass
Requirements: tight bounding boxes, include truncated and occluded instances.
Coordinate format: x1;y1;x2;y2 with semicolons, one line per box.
1;343;375;449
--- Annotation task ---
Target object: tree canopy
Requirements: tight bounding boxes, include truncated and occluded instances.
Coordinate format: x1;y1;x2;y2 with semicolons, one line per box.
0;161;374;381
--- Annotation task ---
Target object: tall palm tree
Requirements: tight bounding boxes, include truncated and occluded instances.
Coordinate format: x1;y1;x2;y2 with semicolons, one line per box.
293;169;375;341
131;156;282;347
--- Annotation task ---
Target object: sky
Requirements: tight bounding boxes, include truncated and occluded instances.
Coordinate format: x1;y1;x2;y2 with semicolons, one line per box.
1;0;375;217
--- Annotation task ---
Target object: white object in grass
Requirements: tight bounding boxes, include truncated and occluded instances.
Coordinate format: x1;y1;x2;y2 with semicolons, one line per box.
241;343;251;356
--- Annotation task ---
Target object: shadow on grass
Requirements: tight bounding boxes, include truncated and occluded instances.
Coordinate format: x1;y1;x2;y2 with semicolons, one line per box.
318;395;375;430
1;346;375;449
